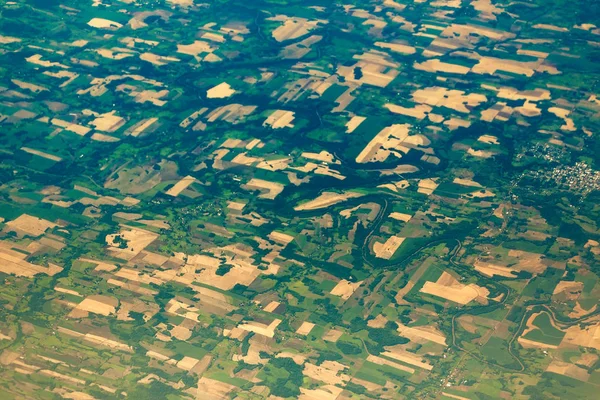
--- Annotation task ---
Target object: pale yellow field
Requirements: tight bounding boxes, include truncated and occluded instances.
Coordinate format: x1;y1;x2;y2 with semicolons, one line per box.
0;242;62;277
546;360;590;382
322;329;344;342
366;355;415;374
242;178;284;199
106;226;159;260
165;175;196;197
396;322;447;346
330;279;363;300
417;178;439;195
196;377;236;400
420;271;490;305
346;116;366;133
561;320;600;350
237;318;281;338
414;59;470;74
474;261;517;278
263;110;295;129
296;322;316;336
375;41;416;54
373;235;405;259
295;191;363;211
263;301;280;313
87;18;122;29
20;147;62;162
381;347;433;370
5;214;57;237
207;82;235;99
389;212;412;222
299;386;343;400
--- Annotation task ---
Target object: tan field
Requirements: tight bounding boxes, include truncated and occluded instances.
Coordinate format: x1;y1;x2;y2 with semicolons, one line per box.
242;178;284;199
237;318;281;338
128;117;158;137
58;327;133;352
196;377;236;400
385;103;432;120
389;212;412;222
207;104;257;124
412;87;487;113
90;111;125;132
420;272;490;305
160;252;273;291
373;236;405;259
474;261;517;278
375;41;416;54
11;79;48;93
561;321;600;350
414;59;470;74
176;356;200;371
477;134;499;144
171;324;192;340
140;52;180;66
299;386;344;400
396;322;447;346
207;82;235;99
330;279;363;300
165;175;196;197
546;360;590;382
267;16;326;42
296;321;316;336
322;329;344;342
394;281;415;305
453;178;483;188
548;107;576;131
97;48;134;60
569;303;597;319
470;54;559;77
465;190;495;199
5;214;58;237
366;354;415;374
367;315;388;328
301;150;337;164
294;191;363;211
346;116;366;133
337;51;400;88
417;178;439;195
356;124;430;164
467;148;496;159
507;249;548;274
70;295;117;318
553;281;583;299
263;110;295;129
0;35;21;44
87;18;122;29
177;40;215;61
0;241;62;277
263;301;280;313
268;231;295;245
381;347;434;370
55;287;82;297
350;377;383;392
576;353;598;368
106;227;159;260
21;147;62;162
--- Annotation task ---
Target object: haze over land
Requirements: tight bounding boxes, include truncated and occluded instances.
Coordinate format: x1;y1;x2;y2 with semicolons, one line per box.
0;0;599;399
